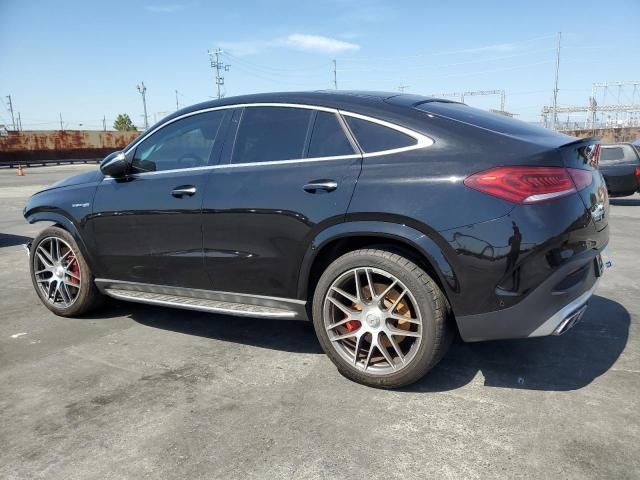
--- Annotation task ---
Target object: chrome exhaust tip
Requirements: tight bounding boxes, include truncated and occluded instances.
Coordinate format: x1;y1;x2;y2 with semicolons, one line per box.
553;304;588;335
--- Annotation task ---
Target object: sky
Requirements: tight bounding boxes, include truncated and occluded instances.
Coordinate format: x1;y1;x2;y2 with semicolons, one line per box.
1;0;639;130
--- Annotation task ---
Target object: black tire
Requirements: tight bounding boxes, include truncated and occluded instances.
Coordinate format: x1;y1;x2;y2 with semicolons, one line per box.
30;226;105;317
312;248;453;388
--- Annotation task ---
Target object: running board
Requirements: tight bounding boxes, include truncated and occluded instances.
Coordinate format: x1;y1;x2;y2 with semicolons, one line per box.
104;288;298;319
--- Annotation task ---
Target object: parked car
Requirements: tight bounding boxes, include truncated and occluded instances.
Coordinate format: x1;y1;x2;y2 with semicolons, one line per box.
599;143;640;197
24;92;610;388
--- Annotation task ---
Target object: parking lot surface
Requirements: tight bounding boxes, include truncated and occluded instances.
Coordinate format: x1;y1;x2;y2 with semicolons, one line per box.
1;165;638;479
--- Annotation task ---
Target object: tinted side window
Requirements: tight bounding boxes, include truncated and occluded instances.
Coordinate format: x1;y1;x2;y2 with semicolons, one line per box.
307;111;355;158
345;116;416;153
132;110;225;172
232;107;312;163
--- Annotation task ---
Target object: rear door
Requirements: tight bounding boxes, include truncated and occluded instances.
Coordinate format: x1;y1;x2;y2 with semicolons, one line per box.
201;105;362;299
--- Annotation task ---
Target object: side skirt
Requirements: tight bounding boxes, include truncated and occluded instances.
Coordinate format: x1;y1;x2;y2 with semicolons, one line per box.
95;279;308;320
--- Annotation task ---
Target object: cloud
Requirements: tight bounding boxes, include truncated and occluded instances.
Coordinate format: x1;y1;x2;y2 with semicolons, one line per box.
218;40;265;57
282;34;360;53
219;34;360;57
144;4;185;13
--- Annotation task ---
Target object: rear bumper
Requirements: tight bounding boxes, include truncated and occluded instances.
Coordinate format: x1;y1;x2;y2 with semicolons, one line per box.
456;248;607;342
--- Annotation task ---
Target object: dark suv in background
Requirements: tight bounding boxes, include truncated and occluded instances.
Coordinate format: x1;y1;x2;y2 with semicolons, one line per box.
599;143;640;197
24;91;609;388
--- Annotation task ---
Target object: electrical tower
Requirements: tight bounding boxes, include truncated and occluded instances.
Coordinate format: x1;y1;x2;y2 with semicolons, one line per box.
208;49;231;99
332;59;338;89
5;95;16;130
137;82;149;130
541;80;640;131
551;32;562;130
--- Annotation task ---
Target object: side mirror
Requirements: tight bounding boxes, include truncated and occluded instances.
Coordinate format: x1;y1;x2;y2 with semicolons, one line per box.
100;151;129;177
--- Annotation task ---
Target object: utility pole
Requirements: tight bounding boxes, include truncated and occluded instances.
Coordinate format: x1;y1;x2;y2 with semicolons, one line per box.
102;115;106;131
551;31;562;130
59;113;64;131
208;49;231;99
398;84;409;93
332;59;338;89
17;112;22;132
175;90;180;110
137;82;149;130
5;95;16;130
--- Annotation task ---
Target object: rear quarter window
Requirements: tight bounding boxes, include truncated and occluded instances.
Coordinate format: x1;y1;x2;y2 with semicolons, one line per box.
344;116;416;153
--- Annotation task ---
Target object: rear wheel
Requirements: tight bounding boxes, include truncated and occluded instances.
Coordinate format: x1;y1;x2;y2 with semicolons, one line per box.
30;226;104;317
312;249;452;388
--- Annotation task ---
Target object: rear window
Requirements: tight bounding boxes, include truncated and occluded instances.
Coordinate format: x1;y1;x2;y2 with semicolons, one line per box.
344;116;416;153
600;145;637;165
415;102;561;138
232;106;312;164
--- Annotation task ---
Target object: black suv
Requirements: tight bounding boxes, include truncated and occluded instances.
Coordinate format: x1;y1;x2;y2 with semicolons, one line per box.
24;91;609;388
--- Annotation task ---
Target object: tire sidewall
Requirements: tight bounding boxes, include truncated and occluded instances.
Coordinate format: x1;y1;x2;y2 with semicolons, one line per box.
30;226;95;317
312;250;442;388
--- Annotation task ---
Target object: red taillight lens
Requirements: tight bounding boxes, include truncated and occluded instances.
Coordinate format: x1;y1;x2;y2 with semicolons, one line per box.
464;166;592;204
635;167;640;179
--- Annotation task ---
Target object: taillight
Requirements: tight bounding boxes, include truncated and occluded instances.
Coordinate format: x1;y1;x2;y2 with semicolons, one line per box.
464;166;593;204
635;167;640;179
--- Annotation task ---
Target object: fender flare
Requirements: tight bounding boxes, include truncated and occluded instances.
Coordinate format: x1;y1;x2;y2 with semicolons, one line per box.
25;210;97;272
297;220;458;300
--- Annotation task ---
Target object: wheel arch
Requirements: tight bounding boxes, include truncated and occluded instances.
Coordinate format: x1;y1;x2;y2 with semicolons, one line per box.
26;211;96;272
298;221;459;308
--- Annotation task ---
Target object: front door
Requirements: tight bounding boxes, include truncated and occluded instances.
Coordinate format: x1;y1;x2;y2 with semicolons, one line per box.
89;110;229;289
202;106;362;299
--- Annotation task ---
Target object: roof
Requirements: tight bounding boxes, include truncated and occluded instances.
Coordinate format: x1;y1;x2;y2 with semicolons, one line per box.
178;90;445;116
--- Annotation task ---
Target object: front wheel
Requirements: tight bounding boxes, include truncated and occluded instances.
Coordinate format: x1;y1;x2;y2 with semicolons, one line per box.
312;249;453;388
30;226;104;317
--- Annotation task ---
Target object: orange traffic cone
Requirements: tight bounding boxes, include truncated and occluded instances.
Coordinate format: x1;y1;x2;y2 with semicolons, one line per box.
17;165;25;176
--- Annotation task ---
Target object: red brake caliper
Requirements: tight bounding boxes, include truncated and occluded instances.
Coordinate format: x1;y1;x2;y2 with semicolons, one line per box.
344;319;361;332
67;255;80;285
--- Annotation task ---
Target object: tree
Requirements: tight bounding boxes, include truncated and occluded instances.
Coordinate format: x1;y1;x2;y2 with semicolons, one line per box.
113;114;137;131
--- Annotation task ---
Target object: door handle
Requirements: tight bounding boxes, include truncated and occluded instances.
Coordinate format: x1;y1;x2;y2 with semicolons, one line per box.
171;185;197;197
303;180;338;193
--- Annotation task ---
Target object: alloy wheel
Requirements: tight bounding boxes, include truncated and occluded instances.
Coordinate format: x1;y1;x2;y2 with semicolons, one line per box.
323;267;423;375
33;237;82;308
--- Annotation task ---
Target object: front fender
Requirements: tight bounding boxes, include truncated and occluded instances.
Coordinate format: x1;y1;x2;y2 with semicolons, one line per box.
24;184;98;272
297;220;459;300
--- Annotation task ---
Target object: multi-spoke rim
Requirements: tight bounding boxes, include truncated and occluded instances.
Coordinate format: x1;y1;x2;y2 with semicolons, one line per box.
33;237;82;308
323;267;422;375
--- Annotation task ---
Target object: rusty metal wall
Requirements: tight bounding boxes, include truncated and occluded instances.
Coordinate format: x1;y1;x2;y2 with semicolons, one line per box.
0;130;140;163
564;127;640;144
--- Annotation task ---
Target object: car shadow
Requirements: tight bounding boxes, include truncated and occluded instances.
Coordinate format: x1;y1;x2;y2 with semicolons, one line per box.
96;300;323;354
0;233;32;248
103;294;628;392
610;197;640;206
407;295;629;392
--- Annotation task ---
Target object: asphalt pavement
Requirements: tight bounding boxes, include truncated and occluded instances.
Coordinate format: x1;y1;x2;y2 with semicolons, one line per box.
1;164;638;479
